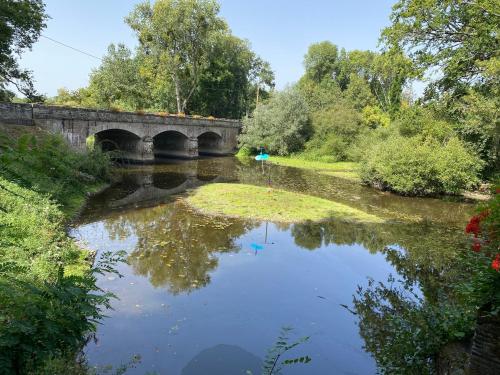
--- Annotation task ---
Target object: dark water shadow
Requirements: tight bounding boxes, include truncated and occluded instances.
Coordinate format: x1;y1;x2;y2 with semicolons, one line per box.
181;344;262;375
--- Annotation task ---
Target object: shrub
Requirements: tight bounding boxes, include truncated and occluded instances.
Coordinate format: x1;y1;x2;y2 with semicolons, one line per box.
361;105;390;128
304;133;350;161
302;100;363;161
0;129;119;374
239;87;311;155
0;132;111;211
235;145;253;157
360;135;483;195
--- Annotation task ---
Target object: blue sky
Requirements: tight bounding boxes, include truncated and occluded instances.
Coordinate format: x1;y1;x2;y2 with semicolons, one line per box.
17;0;396;97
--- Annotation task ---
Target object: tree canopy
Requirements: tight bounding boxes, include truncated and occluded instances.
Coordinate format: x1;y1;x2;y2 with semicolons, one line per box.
126;0;227;113
0;0;47;100
382;0;500;96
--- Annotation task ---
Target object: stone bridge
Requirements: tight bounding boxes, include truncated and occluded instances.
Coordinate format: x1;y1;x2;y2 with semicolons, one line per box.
0;102;241;162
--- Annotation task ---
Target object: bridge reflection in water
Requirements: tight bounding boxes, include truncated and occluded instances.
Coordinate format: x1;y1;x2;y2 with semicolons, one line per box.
79;158;234;220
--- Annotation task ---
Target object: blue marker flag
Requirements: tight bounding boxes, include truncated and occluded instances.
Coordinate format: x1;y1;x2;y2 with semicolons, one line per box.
255;154;269;161
250;242;264;251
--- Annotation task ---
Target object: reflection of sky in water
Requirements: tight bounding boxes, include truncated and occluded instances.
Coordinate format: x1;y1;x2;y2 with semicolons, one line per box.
70;158;471;375
73;217;394;375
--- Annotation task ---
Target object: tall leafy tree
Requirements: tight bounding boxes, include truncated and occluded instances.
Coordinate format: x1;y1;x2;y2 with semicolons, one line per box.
190;34;255;118
87;44;150;110
303;41;339;83
382;0;500;96
126;0;227;113
240;87;311;155
0;0;47;100
250;56;275;107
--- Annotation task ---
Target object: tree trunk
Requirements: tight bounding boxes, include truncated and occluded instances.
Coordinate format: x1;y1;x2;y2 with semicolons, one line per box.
256;84;260;106
173;74;182;113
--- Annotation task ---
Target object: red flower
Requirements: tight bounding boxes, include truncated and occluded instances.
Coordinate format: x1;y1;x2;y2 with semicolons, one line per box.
465;216;481;236
472;240;481;252
491;255;500;272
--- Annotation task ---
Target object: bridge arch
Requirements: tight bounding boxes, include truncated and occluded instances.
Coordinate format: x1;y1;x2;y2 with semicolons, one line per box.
197;131;223;156
153;130;190;159
93;129;142;159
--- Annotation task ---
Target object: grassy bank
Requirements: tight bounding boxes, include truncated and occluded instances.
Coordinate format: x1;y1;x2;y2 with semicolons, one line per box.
0;126;114;374
185;183;383;223
255;155;361;182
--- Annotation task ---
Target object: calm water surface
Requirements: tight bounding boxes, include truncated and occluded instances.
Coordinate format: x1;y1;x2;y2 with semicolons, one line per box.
71;157;473;375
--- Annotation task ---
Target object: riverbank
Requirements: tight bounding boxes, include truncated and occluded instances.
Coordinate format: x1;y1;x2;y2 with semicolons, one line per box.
262;155;490;201
0;126;113;374
267;156;361;182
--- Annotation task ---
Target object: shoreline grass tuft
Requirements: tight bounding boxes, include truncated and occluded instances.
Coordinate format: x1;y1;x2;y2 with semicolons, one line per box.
185;183;383;223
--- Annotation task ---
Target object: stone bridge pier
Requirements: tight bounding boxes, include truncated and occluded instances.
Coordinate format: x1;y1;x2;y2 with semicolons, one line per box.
0;103;241;162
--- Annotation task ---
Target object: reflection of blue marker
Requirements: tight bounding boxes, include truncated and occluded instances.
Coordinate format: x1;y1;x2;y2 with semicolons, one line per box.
250;242;264;255
255;154;269;161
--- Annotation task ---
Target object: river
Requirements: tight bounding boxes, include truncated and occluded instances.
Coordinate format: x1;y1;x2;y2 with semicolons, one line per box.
70;156;473;375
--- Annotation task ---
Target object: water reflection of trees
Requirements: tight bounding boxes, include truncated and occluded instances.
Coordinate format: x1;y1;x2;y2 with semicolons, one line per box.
288;218;472;373
290;219;467;301
102;202;254;294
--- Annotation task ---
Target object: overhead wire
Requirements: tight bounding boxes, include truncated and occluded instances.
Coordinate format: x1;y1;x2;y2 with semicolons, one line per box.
39;35;266;94
41;34;103;61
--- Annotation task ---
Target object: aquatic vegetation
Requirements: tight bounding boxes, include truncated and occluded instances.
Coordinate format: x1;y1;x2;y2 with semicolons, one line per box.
185;183;383;223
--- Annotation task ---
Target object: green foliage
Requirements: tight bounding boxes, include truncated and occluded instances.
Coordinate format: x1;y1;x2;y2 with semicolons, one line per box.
303;100;363;161
353;276;476;374
296;76;342;112
343;74;377;110
303;41;339;83
126;0;227;113
262;327;311;375
45;87;98;108
382;0;499;96
50;1;274;119
0;0;47;100
87;44;151;111
460;187;500;315
0;129;121;374
360;135;483;195
437;89;499;177
189;34;269;118
361;105;390;128
394;105;454;141
0;131;111;212
239;87;311;155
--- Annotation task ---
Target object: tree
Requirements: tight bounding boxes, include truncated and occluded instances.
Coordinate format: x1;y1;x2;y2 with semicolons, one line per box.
0;0;47;100
126;0;227;113
239;87;311;155
189;34;271;118
250;56;275;107
369;50;413;113
382;0;500;96
303;41;339;83
87;44;150;110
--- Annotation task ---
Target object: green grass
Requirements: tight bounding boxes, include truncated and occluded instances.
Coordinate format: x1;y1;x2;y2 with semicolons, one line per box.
267;156;360;178
185;183;383;223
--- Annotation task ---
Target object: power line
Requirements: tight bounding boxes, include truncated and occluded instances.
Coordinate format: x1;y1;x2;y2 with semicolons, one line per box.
41;34;103;61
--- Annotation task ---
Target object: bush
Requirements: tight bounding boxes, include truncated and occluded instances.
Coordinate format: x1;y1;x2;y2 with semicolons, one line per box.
360;135;483;195
301;100;363;161
0;131;111;212
0;129;118;373
239;87;311;155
